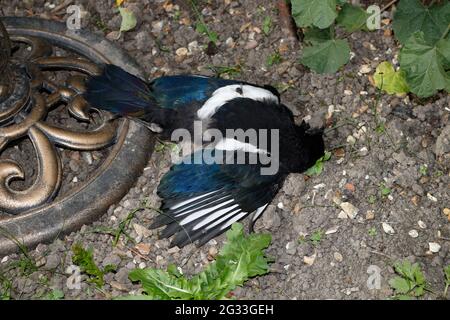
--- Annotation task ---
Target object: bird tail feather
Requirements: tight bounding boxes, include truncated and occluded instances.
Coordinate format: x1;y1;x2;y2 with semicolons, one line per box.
84;64;158;119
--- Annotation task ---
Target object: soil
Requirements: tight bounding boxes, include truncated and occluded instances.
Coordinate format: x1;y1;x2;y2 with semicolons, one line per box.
0;0;448;300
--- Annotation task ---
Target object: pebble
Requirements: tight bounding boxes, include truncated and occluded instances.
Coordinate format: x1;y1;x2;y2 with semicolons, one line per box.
382;222;395;235
426;193;437;202
339;202;359;219
359;64;372;74
365;210;375;220
418;220;427;229
325;227;339;235
1;256;8;263
429;242;441;253
244;40;258;50
346;135;356;145
408;230;419;238
110;281;129;292
175;47;188;56
344;90;353;96
303;252;317;266
133;223;151;239
225;37;235;48
135;243;151;256
333;252;343;262
359;147;369;156
285;241;296;255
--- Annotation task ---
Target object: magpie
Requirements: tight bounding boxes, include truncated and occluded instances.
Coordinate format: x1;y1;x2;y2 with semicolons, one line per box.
84;64;325;247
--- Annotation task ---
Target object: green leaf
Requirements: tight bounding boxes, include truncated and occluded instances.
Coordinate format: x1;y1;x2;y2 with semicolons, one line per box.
291;0;338;29
262;16;272;36
301;34;350;73
389;277;411;294
119;7;137;32
399;32;450;97
305;151;331;176
126;223;272;300
336;3;369;32
392;0;450;45
373;61;409;95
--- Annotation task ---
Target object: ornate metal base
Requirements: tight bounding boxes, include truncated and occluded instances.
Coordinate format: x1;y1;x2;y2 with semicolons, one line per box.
0;17;154;255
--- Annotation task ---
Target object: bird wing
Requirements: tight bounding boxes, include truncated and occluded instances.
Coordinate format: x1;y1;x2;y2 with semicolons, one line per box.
152;148;285;247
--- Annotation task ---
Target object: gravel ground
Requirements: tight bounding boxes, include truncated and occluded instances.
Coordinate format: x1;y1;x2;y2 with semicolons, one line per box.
0;0;449;300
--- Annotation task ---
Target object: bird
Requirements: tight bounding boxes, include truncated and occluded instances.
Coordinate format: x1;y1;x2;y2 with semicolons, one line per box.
84;64;325;247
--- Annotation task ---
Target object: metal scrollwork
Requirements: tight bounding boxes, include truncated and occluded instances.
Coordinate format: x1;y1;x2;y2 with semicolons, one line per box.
0;23;118;213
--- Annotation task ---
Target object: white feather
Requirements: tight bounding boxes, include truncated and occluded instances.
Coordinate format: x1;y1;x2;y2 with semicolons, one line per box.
219;212;249;230
206;210;247;230
214;138;268;154
169;190;219;210
252;203;268;221
174;195;229;217
197;84;279;119
179;199;235;225
192;205;240;231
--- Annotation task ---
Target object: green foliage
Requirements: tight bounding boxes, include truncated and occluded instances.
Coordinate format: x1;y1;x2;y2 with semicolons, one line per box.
367;194;377;204
399;32;450;98
43;289;64;300
373;61;409;95
118;7;137;32
389;260;427;300
392;0;450;45
301;28;350;73
419;164;428;176
292;0;338;29
125;223;272;300
207;65;242;78
0;274;11;300
191;0;218;44
444;265;450;297
72;243;117;288
305;151;331;176
379;183;391;197
262;16;272;36
336;3;369;32
310;230;323;245
368;227;377;237
266;51;282;66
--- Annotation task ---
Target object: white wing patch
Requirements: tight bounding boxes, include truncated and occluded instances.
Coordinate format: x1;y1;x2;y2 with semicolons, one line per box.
214;138;269;154
197;84;279;119
252;203;268;221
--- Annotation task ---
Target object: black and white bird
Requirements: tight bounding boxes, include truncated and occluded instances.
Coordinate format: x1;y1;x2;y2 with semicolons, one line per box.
84;64;325;247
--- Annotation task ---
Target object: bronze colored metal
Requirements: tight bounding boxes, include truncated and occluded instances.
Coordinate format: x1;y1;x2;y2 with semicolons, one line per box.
0;17;154;255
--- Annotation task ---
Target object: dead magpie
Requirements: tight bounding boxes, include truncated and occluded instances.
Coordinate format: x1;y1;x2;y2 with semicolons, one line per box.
84;64;324;247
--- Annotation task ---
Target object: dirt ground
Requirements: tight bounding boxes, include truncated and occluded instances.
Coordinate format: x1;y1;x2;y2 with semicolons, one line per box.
0;0;449;300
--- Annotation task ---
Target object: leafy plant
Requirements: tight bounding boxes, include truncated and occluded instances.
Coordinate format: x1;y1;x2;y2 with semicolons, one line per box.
389;260;427;299
419;164;428;176
124;223;272;300
373;61;409;95
305;151;331;176
118;7;137;32
207;65;242;78
367;195;377;204
262;16;272;36
368;227;377;237
266;51;282;66
191;0;218;44
72;244;117;288
379;183;391;197
444;265;450;298
43;289;64;300
0;273;12;300
310;230;324;245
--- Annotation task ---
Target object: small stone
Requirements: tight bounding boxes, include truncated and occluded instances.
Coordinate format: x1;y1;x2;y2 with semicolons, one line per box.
344;89;353;96
106;31;121;41
151;21;164;34
346;135;356;145
365;210;375;220
225;37;235;48
382;222;395;235
1;256;8;263
138;262;146;269
411;196;419;206
426;193;437;202
359;147;369;156
135;243;151;256
408;230;419;238
175;47;188;56
359;64;371;74
333;252;343;262
277;202;284;209
110;280;128;292
244;40;258;50
325;227;339;235
208;247;218;258
444;208;450;216
418;220;427;229
285;241;296;255
303;252;317;266
344;183;355;193
339;202;359;219
338;211;348;219
133;223;151;238
429;242;441;253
